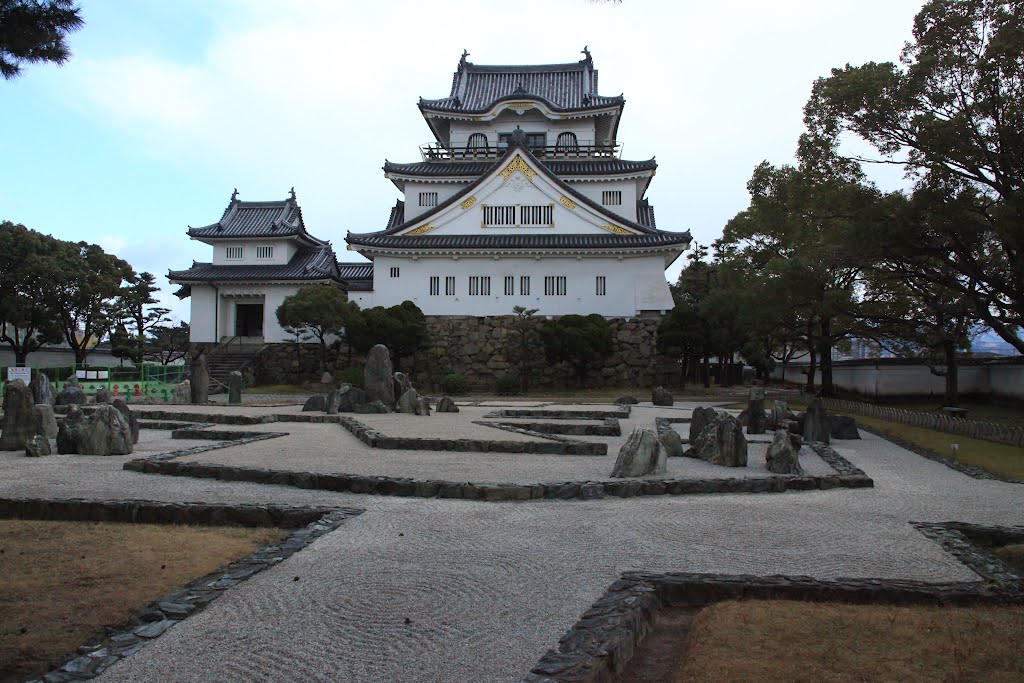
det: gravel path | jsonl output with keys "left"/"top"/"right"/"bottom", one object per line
{"left": 1, "top": 402, "right": 1021, "bottom": 682}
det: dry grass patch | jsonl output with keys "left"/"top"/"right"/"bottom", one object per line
{"left": 675, "top": 599, "right": 1024, "bottom": 683}
{"left": 0, "top": 519, "right": 287, "bottom": 682}
{"left": 993, "top": 543, "right": 1024, "bottom": 574}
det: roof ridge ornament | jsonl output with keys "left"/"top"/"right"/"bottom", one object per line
{"left": 230, "top": 188, "right": 238, "bottom": 201}
{"left": 509, "top": 126, "right": 528, "bottom": 147}
{"left": 459, "top": 49, "right": 470, "bottom": 67}
{"left": 289, "top": 186, "right": 297, "bottom": 201}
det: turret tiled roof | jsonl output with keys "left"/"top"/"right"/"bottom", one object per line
{"left": 383, "top": 158, "right": 657, "bottom": 178}
{"left": 168, "top": 246, "right": 341, "bottom": 284}
{"left": 346, "top": 232, "right": 690, "bottom": 251}
{"left": 187, "top": 190, "right": 326, "bottom": 245}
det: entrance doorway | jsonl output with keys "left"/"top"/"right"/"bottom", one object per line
{"left": 234, "top": 303, "right": 264, "bottom": 338}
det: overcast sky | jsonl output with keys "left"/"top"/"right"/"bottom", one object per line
{"left": 0, "top": 0, "right": 927, "bottom": 322}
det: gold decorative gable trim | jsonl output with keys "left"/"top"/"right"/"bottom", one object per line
{"left": 460, "top": 196, "right": 477, "bottom": 210}
{"left": 505, "top": 101, "right": 535, "bottom": 114}
{"left": 599, "top": 224, "right": 632, "bottom": 235}
{"left": 500, "top": 155, "right": 537, "bottom": 181}
{"left": 405, "top": 224, "right": 436, "bottom": 236}
{"left": 559, "top": 196, "right": 577, "bottom": 210}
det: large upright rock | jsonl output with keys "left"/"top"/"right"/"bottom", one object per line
{"left": 56, "top": 376, "right": 87, "bottom": 406}
{"left": 35, "top": 404, "right": 59, "bottom": 439}
{"left": 302, "top": 395, "right": 327, "bottom": 412}
{"left": 770, "top": 400, "right": 791, "bottom": 430}
{"left": 689, "top": 406, "right": 721, "bottom": 442}
{"left": 687, "top": 415, "right": 747, "bottom": 467}
{"left": 393, "top": 372, "right": 414, "bottom": 402}
{"left": 396, "top": 388, "right": 420, "bottom": 414}
{"left": 336, "top": 387, "right": 367, "bottom": 413}
{"left": 30, "top": 373, "right": 55, "bottom": 406}
{"left": 364, "top": 345, "right": 394, "bottom": 407}
{"left": 659, "top": 429, "right": 684, "bottom": 457}
{"left": 324, "top": 385, "right": 352, "bottom": 415}
{"left": 191, "top": 351, "right": 209, "bottom": 405}
{"left": 435, "top": 396, "right": 459, "bottom": 413}
{"left": 1, "top": 380, "right": 40, "bottom": 450}
{"left": 802, "top": 398, "right": 831, "bottom": 445}
{"left": 112, "top": 398, "right": 140, "bottom": 444}
{"left": 228, "top": 371, "right": 243, "bottom": 405}
{"left": 765, "top": 429, "right": 802, "bottom": 475}
{"left": 746, "top": 386, "right": 767, "bottom": 434}
{"left": 57, "top": 405, "right": 84, "bottom": 454}
{"left": 77, "top": 404, "right": 133, "bottom": 456}
{"left": 651, "top": 386, "right": 674, "bottom": 407}
{"left": 173, "top": 380, "right": 191, "bottom": 405}
{"left": 610, "top": 427, "right": 668, "bottom": 477}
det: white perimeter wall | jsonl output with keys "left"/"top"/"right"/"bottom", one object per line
{"left": 348, "top": 254, "right": 673, "bottom": 317}
{"left": 773, "top": 362, "right": 1024, "bottom": 400}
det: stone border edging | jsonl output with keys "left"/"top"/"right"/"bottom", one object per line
{"left": 1, "top": 497, "right": 362, "bottom": 683}
{"left": 859, "top": 423, "right": 1024, "bottom": 484}
{"left": 524, "top": 566, "right": 1024, "bottom": 683}
{"left": 471, "top": 421, "right": 609, "bottom": 455}
{"left": 484, "top": 407, "right": 631, "bottom": 420}
{"left": 483, "top": 418, "right": 621, "bottom": 437}
{"left": 913, "top": 521, "right": 1024, "bottom": 588}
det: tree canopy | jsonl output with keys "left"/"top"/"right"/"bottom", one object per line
{"left": 349, "top": 300, "right": 429, "bottom": 372}
{"left": 276, "top": 285, "right": 357, "bottom": 373}
{"left": 0, "top": 0, "right": 83, "bottom": 79}
{"left": 0, "top": 221, "right": 63, "bottom": 363}
{"left": 539, "top": 313, "right": 613, "bottom": 385}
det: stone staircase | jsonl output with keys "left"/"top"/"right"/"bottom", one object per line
{"left": 206, "top": 342, "right": 266, "bottom": 391}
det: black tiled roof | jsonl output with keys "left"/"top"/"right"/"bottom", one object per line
{"left": 168, "top": 247, "right": 341, "bottom": 283}
{"left": 419, "top": 53, "right": 623, "bottom": 114}
{"left": 346, "top": 233, "right": 691, "bottom": 250}
{"left": 384, "top": 158, "right": 657, "bottom": 178}
{"left": 386, "top": 200, "right": 405, "bottom": 229}
{"left": 187, "top": 192, "right": 327, "bottom": 244}
{"left": 338, "top": 263, "right": 373, "bottom": 280}
{"left": 637, "top": 198, "right": 656, "bottom": 229}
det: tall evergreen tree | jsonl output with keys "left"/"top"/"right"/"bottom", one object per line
{"left": 0, "top": 0, "right": 83, "bottom": 79}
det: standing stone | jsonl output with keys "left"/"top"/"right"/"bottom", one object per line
{"left": 393, "top": 372, "right": 414, "bottom": 401}
{"left": 77, "top": 404, "right": 133, "bottom": 456}
{"left": 35, "top": 404, "right": 59, "bottom": 439}
{"left": 689, "top": 406, "right": 722, "bottom": 442}
{"left": 610, "top": 427, "right": 668, "bottom": 477}
{"left": 659, "top": 428, "right": 684, "bottom": 457}
{"left": 686, "top": 415, "right": 747, "bottom": 467}
{"left": 57, "top": 405, "right": 84, "bottom": 454}
{"left": 95, "top": 387, "right": 111, "bottom": 404}
{"left": 651, "top": 386, "right": 674, "bottom": 407}
{"left": 173, "top": 380, "right": 191, "bottom": 405}
{"left": 302, "top": 395, "right": 327, "bottom": 412}
{"left": 191, "top": 351, "right": 209, "bottom": 405}
{"left": 56, "top": 377, "right": 87, "bottom": 406}
{"left": 364, "top": 345, "right": 394, "bottom": 407}
{"left": 396, "top": 388, "right": 420, "bottom": 414}
{"left": 746, "top": 386, "right": 767, "bottom": 434}
{"left": 435, "top": 396, "right": 460, "bottom": 413}
{"left": 25, "top": 434, "right": 51, "bottom": 457}
{"left": 0, "top": 380, "right": 40, "bottom": 450}
{"left": 830, "top": 415, "right": 861, "bottom": 440}
{"left": 765, "top": 429, "right": 803, "bottom": 475}
{"left": 324, "top": 387, "right": 342, "bottom": 415}
{"left": 30, "top": 373, "right": 55, "bottom": 406}
{"left": 336, "top": 387, "right": 367, "bottom": 413}
{"left": 771, "top": 400, "right": 791, "bottom": 430}
{"left": 320, "top": 371, "right": 333, "bottom": 385}
{"left": 228, "top": 371, "right": 243, "bottom": 405}
{"left": 112, "top": 398, "right": 140, "bottom": 444}
{"left": 802, "top": 398, "right": 831, "bottom": 445}
{"left": 415, "top": 397, "right": 432, "bottom": 416}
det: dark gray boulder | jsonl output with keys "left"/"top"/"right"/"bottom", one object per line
{"left": 689, "top": 406, "right": 722, "bottom": 442}
{"left": 325, "top": 384, "right": 353, "bottom": 415}
{"left": 610, "top": 427, "right": 667, "bottom": 477}
{"left": 770, "top": 400, "right": 792, "bottom": 429}
{"left": 57, "top": 405, "right": 84, "bottom": 454}
{"left": 56, "top": 377, "right": 87, "bottom": 406}
{"left": 396, "top": 388, "right": 420, "bottom": 414}
{"left": 191, "top": 351, "right": 209, "bottom": 405}
{"left": 302, "top": 395, "right": 327, "bottom": 412}
{"left": 802, "top": 398, "right": 831, "bottom": 445}
{"left": 336, "top": 387, "right": 367, "bottom": 413}
{"left": 35, "top": 404, "right": 59, "bottom": 439}
{"left": 687, "top": 415, "right": 747, "bottom": 467}
{"left": 25, "top": 434, "right": 51, "bottom": 457}
{"left": 659, "top": 428, "right": 684, "bottom": 457}
{"left": 95, "top": 387, "right": 111, "bottom": 404}
{"left": 354, "top": 400, "right": 389, "bottom": 414}
{"left": 765, "top": 429, "right": 803, "bottom": 475}
{"left": 0, "top": 380, "right": 40, "bottom": 450}
{"left": 30, "top": 372, "right": 55, "bottom": 406}
{"left": 830, "top": 415, "right": 861, "bottom": 440}
{"left": 615, "top": 396, "right": 639, "bottom": 405}
{"left": 228, "top": 371, "right": 243, "bottom": 405}
{"left": 77, "top": 404, "right": 133, "bottom": 456}
{"left": 651, "top": 386, "right": 674, "bottom": 407}
{"left": 112, "top": 398, "right": 140, "bottom": 444}
{"left": 173, "top": 380, "right": 191, "bottom": 405}
{"left": 746, "top": 386, "right": 768, "bottom": 434}
{"left": 364, "top": 345, "right": 395, "bottom": 407}
{"left": 416, "top": 397, "right": 432, "bottom": 416}
{"left": 393, "top": 372, "right": 414, "bottom": 403}
{"left": 435, "top": 396, "right": 459, "bottom": 413}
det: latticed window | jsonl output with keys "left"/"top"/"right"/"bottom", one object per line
{"left": 544, "top": 276, "right": 567, "bottom": 296}
{"left": 225, "top": 246, "right": 243, "bottom": 259}
{"left": 429, "top": 276, "right": 440, "bottom": 295}
{"left": 445, "top": 276, "right": 455, "bottom": 295}
{"left": 468, "top": 276, "right": 491, "bottom": 296}
{"left": 596, "top": 276, "right": 607, "bottom": 296}
{"left": 390, "top": 266, "right": 400, "bottom": 278}
{"left": 419, "top": 192, "right": 438, "bottom": 207}
{"left": 602, "top": 190, "right": 622, "bottom": 206}
{"left": 520, "top": 276, "right": 531, "bottom": 296}
{"left": 519, "top": 205, "right": 553, "bottom": 226}
{"left": 467, "top": 133, "right": 489, "bottom": 155}
{"left": 555, "top": 132, "right": 579, "bottom": 153}
{"left": 482, "top": 205, "right": 516, "bottom": 226}
{"left": 255, "top": 246, "right": 273, "bottom": 259}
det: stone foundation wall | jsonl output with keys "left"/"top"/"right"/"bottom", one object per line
{"left": 251, "top": 315, "right": 679, "bottom": 391}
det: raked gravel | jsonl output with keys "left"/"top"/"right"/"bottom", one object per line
{"left": 0, "top": 401, "right": 1020, "bottom": 682}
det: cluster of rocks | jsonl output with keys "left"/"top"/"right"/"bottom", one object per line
{"left": 302, "top": 344, "right": 459, "bottom": 417}
{"left": 1, "top": 376, "right": 138, "bottom": 457}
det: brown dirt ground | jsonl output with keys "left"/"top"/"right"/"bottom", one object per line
{"left": 993, "top": 543, "right": 1024, "bottom": 574}
{"left": 0, "top": 519, "right": 287, "bottom": 682}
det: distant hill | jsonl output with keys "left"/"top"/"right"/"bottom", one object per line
{"left": 973, "top": 330, "right": 1022, "bottom": 357}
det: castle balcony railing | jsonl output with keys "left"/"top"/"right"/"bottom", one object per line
{"left": 419, "top": 141, "right": 622, "bottom": 162}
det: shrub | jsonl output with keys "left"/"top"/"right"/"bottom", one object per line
{"left": 337, "top": 365, "right": 364, "bottom": 389}
{"left": 441, "top": 372, "right": 469, "bottom": 395}
{"left": 495, "top": 373, "right": 521, "bottom": 396}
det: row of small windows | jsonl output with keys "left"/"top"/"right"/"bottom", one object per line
{"left": 425, "top": 275, "right": 606, "bottom": 297}
{"left": 466, "top": 132, "right": 580, "bottom": 151}
{"left": 225, "top": 246, "right": 273, "bottom": 260}
{"left": 482, "top": 204, "right": 553, "bottom": 227}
